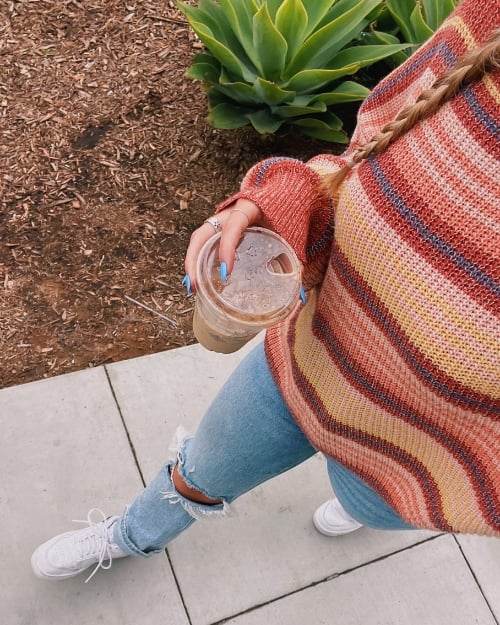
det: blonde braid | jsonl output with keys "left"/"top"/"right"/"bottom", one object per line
{"left": 324, "top": 30, "right": 500, "bottom": 197}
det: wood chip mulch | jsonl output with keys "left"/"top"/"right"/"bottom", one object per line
{"left": 0, "top": 0, "right": 340, "bottom": 389}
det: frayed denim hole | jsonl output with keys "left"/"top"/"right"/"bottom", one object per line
{"left": 163, "top": 424, "right": 233, "bottom": 520}
{"left": 168, "top": 424, "right": 191, "bottom": 462}
{"left": 162, "top": 462, "right": 232, "bottom": 521}
{"left": 175, "top": 444, "right": 217, "bottom": 502}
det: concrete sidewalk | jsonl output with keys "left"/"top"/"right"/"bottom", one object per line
{"left": 1, "top": 337, "right": 499, "bottom": 625}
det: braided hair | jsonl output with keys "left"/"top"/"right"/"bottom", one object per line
{"left": 324, "top": 29, "right": 500, "bottom": 197}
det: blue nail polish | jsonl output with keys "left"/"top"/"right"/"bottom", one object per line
{"left": 300, "top": 286, "right": 307, "bottom": 304}
{"left": 220, "top": 262, "right": 227, "bottom": 282}
{"left": 181, "top": 275, "right": 192, "bottom": 296}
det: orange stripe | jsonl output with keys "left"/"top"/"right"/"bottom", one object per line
{"left": 402, "top": 108, "right": 499, "bottom": 249}
{"left": 320, "top": 275, "right": 499, "bottom": 435}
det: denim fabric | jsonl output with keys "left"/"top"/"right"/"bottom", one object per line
{"left": 326, "top": 459, "right": 414, "bottom": 530}
{"left": 114, "top": 341, "right": 411, "bottom": 557}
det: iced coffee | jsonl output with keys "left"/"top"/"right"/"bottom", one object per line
{"left": 194, "top": 227, "right": 301, "bottom": 353}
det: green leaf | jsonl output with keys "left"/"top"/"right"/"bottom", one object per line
{"left": 292, "top": 116, "right": 348, "bottom": 143}
{"left": 217, "top": 0, "right": 262, "bottom": 76}
{"left": 322, "top": 18, "right": 373, "bottom": 57}
{"left": 365, "top": 28, "right": 402, "bottom": 46}
{"left": 263, "top": 0, "right": 287, "bottom": 20}
{"left": 421, "top": 0, "right": 439, "bottom": 31}
{"left": 185, "top": 20, "right": 256, "bottom": 82}
{"left": 371, "top": 5, "right": 402, "bottom": 35}
{"left": 186, "top": 53, "right": 221, "bottom": 84}
{"left": 178, "top": 2, "right": 259, "bottom": 80}
{"left": 409, "top": 3, "right": 434, "bottom": 44}
{"left": 422, "top": 0, "right": 457, "bottom": 31}
{"left": 285, "top": 65, "right": 361, "bottom": 93}
{"left": 275, "top": 0, "right": 309, "bottom": 62}
{"left": 324, "top": 0, "right": 372, "bottom": 22}
{"left": 218, "top": 0, "right": 255, "bottom": 30}
{"left": 212, "top": 81, "right": 260, "bottom": 106}
{"left": 328, "top": 44, "right": 413, "bottom": 70}
{"left": 385, "top": 0, "right": 457, "bottom": 43}
{"left": 364, "top": 28, "right": 412, "bottom": 64}
{"left": 273, "top": 99, "right": 327, "bottom": 118}
{"left": 385, "top": 0, "right": 417, "bottom": 42}
{"left": 301, "top": 0, "right": 339, "bottom": 37}
{"left": 178, "top": 1, "right": 238, "bottom": 52}
{"left": 252, "top": 3, "right": 288, "bottom": 80}
{"left": 286, "top": 0, "right": 381, "bottom": 75}
{"left": 207, "top": 102, "right": 251, "bottom": 129}
{"left": 253, "top": 77, "right": 296, "bottom": 105}
{"left": 246, "top": 109, "right": 286, "bottom": 134}
{"left": 314, "top": 81, "right": 371, "bottom": 105}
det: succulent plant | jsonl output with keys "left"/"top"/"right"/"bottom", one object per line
{"left": 385, "top": 0, "right": 459, "bottom": 46}
{"left": 362, "top": 0, "right": 459, "bottom": 68}
{"left": 177, "top": 0, "right": 410, "bottom": 142}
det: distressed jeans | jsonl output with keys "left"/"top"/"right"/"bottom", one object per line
{"left": 114, "top": 342, "right": 412, "bottom": 557}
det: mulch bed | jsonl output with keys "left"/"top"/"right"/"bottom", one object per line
{"left": 0, "top": 0, "right": 341, "bottom": 389}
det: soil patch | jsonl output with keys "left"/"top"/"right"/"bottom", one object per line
{"left": 0, "top": 0, "right": 345, "bottom": 388}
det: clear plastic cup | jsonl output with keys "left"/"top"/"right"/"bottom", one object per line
{"left": 193, "top": 227, "right": 302, "bottom": 353}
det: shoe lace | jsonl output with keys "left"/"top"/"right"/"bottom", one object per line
{"left": 72, "top": 508, "right": 116, "bottom": 583}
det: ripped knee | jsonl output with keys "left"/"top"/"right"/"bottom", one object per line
{"left": 162, "top": 425, "right": 232, "bottom": 521}
{"left": 172, "top": 463, "right": 223, "bottom": 506}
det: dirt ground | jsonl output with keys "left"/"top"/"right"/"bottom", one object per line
{"left": 0, "top": 0, "right": 345, "bottom": 389}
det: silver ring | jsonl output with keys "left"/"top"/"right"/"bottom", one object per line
{"left": 204, "top": 216, "right": 222, "bottom": 233}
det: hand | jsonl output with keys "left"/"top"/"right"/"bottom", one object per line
{"left": 184, "top": 199, "right": 264, "bottom": 292}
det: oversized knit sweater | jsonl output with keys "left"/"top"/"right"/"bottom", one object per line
{"left": 217, "top": 0, "right": 499, "bottom": 537}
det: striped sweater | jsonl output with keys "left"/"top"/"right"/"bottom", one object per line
{"left": 217, "top": 0, "right": 499, "bottom": 536}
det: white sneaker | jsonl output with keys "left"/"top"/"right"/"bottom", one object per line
{"left": 313, "top": 498, "right": 363, "bottom": 536}
{"left": 31, "top": 508, "right": 128, "bottom": 582}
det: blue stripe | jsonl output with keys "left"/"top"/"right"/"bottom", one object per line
{"left": 332, "top": 250, "right": 499, "bottom": 414}
{"left": 370, "top": 158, "right": 500, "bottom": 296}
{"left": 289, "top": 346, "right": 450, "bottom": 529}
{"left": 306, "top": 208, "right": 335, "bottom": 260}
{"left": 310, "top": 311, "right": 499, "bottom": 527}
{"left": 463, "top": 85, "right": 500, "bottom": 137}
{"left": 363, "top": 42, "right": 457, "bottom": 104}
{"left": 255, "top": 157, "right": 301, "bottom": 186}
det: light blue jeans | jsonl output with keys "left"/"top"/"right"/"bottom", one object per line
{"left": 114, "top": 342, "right": 412, "bottom": 557}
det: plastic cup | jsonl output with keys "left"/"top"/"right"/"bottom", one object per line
{"left": 193, "top": 227, "right": 302, "bottom": 353}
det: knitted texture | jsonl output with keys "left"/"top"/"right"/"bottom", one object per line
{"left": 218, "top": 0, "right": 500, "bottom": 536}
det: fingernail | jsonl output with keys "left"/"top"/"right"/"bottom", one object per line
{"left": 300, "top": 286, "right": 307, "bottom": 304}
{"left": 220, "top": 262, "right": 227, "bottom": 282}
{"left": 181, "top": 275, "right": 192, "bottom": 296}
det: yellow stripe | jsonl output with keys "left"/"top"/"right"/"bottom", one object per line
{"left": 445, "top": 16, "right": 477, "bottom": 50}
{"left": 292, "top": 298, "right": 491, "bottom": 529}
{"left": 336, "top": 184, "right": 499, "bottom": 394}
{"left": 339, "top": 183, "right": 496, "bottom": 348}
{"left": 339, "top": 221, "right": 498, "bottom": 388}
{"left": 484, "top": 73, "right": 500, "bottom": 102}
{"left": 308, "top": 159, "right": 342, "bottom": 177}
{"left": 447, "top": 15, "right": 500, "bottom": 101}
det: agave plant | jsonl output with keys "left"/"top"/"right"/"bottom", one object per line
{"left": 177, "top": 0, "right": 410, "bottom": 142}
{"left": 363, "top": 0, "right": 459, "bottom": 66}
{"left": 385, "top": 0, "right": 459, "bottom": 46}
{"left": 357, "top": 0, "right": 460, "bottom": 88}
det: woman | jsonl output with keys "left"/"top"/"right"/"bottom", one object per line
{"left": 31, "top": 0, "right": 499, "bottom": 583}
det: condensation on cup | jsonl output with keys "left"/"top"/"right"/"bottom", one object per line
{"left": 193, "top": 227, "right": 302, "bottom": 353}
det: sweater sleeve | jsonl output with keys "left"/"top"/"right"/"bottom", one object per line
{"left": 216, "top": 153, "right": 347, "bottom": 288}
